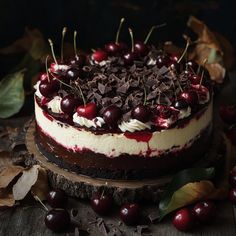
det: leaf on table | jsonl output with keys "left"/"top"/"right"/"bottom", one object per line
{"left": 13, "top": 165, "right": 48, "bottom": 201}
{"left": 0, "top": 189, "right": 15, "bottom": 208}
{"left": 0, "top": 28, "right": 47, "bottom": 60}
{"left": 31, "top": 166, "right": 49, "bottom": 200}
{"left": 0, "top": 70, "right": 25, "bottom": 119}
{"left": 158, "top": 167, "right": 215, "bottom": 220}
{"left": 0, "top": 152, "right": 12, "bottom": 170}
{"left": 0, "top": 165, "right": 24, "bottom": 189}
{"left": 187, "top": 15, "right": 226, "bottom": 83}
{"left": 159, "top": 180, "right": 227, "bottom": 220}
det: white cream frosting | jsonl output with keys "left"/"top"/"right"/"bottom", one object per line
{"left": 73, "top": 113, "right": 105, "bottom": 128}
{"left": 119, "top": 119, "right": 151, "bottom": 133}
{"left": 35, "top": 98, "right": 213, "bottom": 158}
{"left": 47, "top": 96, "right": 63, "bottom": 114}
{"left": 52, "top": 64, "right": 70, "bottom": 73}
{"left": 34, "top": 81, "right": 43, "bottom": 99}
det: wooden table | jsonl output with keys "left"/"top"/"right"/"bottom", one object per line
{"left": 1, "top": 71, "right": 236, "bottom": 236}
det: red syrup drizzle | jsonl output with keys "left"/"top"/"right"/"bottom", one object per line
{"left": 43, "top": 111, "right": 53, "bottom": 121}
{"left": 124, "top": 131, "right": 153, "bottom": 142}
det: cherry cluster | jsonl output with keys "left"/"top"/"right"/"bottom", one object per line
{"left": 90, "top": 191, "right": 141, "bottom": 225}
{"left": 36, "top": 20, "right": 211, "bottom": 130}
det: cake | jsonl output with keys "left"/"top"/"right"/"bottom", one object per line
{"left": 34, "top": 27, "right": 213, "bottom": 180}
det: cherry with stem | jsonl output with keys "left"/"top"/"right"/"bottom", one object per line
{"left": 74, "top": 30, "right": 78, "bottom": 59}
{"left": 144, "top": 23, "right": 166, "bottom": 44}
{"left": 115, "top": 18, "right": 125, "bottom": 44}
{"left": 48, "top": 39, "right": 58, "bottom": 65}
{"left": 177, "top": 38, "right": 190, "bottom": 64}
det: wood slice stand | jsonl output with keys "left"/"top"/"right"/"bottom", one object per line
{"left": 25, "top": 120, "right": 231, "bottom": 205}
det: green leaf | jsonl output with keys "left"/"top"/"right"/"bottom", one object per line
{"left": 0, "top": 71, "right": 25, "bottom": 118}
{"left": 158, "top": 167, "right": 215, "bottom": 220}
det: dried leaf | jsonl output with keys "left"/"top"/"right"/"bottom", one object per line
{"left": 159, "top": 180, "right": 227, "bottom": 220}
{"left": 205, "top": 62, "right": 226, "bottom": 84}
{"left": 12, "top": 165, "right": 47, "bottom": 200}
{"left": 31, "top": 167, "right": 49, "bottom": 200}
{"left": 0, "top": 189, "right": 15, "bottom": 207}
{"left": 0, "top": 165, "right": 24, "bottom": 189}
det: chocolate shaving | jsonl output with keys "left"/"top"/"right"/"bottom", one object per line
{"left": 148, "top": 211, "right": 160, "bottom": 223}
{"left": 136, "top": 225, "right": 150, "bottom": 235}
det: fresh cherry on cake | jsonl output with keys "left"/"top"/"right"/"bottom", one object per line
{"left": 172, "top": 208, "right": 195, "bottom": 231}
{"left": 174, "top": 99, "right": 189, "bottom": 110}
{"left": 92, "top": 50, "right": 108, "bottom": 62}
{"left": 46, "top": 189, "right": 68, "bottom": 208}
{"left": 90, "top": 192, "right": 113, "bottom": 215}
{"left": 39, "top": 79, "right": 60, "bottom": 98}
{"left": 132, "top": 105, "right": 151, "bottom": 123}
{"left": 117, "top": 42, "right": 128, "bottom": 53}
{"left": 66, "top": 68, "right": 82, "bottom": 80}
{"left": 155, "top": 105, "right": 172, "bottom": 119}
{"left": 70, "top": 54, "right": 87, "bottom": 67}
{"left": 105, "top": 42, "right": 120, "bottom": 55}
{"left": 186, "top": 60, "right": 199, "bottom": 72}
{"left": 192, "top": 201, "right": 216, "bottom": 223}
{"left": 120, "top": 203, "right": 140, "bottom": 225}
{"left": 219, "top": 105, "right": 236, "bottom": 125}
{"left": 229, "top": 188, "right": 236, "bottom": 205}
{"left": 61, "top": 95, "right": 82, "bottom": 115}
{"left": 45, "top": 208, "right": 71, "bottom": 232}
{"left": 77, "top": 102, "right": 97, "bottom": 119}
{"left": 103, "top": 105, "right": 122, "bottom": 129}
{"left": 134, "top": 41, "right": 148, "bottom": 56}
{"left": 38, "top": 72, "right": 49, "bottom": 82}
{"left": 180, "top": 90, "right": 198, "bottom": 107}
{"left": 229, "top": 170, "right": 236, "bottom": 187}
{"left": 123, "top": 51, "right": 138, "bottom": 65}
{"left": 189, "top": 74, "right": 201, "bottom": 85}
{"left": 156, "top": 54, "right": 171, "bottom": 68}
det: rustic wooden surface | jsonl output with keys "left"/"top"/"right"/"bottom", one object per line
{"left": 0, "top": 71, "right": 236, "bottom": 235}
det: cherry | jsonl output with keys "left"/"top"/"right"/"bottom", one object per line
{"left": 189, "top": 74, "right": 201, "bottom": 85}
{"left": 90, "top": 192, "right": 113, "bottom": 215}
{"left": 46, "top": 189, "right": 68, "bottom": 208}
{"left": 92, "top": 50, "right": 108, "bottom": 62}
{"left": 172, "top": 208, "right": 195, "bottom": 231}
{"left": 229, "top": 188, "right": 236, "bottom": 205}
{"left": 120, "top": 203, "right": 140, "bottom": 225}
{"left": 193, "top": 201, "right": 216, "bottom": 223}
{"left": 105, "top": 42, "right": 120, "bottom": 55}
{"left": 38, "top": 73, "right": 49, "bottom": 82}
{"left": 186, "top": 60, "right": 199, "bottom": 72}
{"left": 219, "top": 105, "right": 236, "bottom": 125}
{"left": 191, "top": 84, "right": 209, "bottom": 104}
{"left": 123, "top": 51, "right": 138, "bottom": 65}
{"left": 39, "top": 79, "right": 60, "bottom": 98}
{"left": 229, "top": 171, "right": 236, "bottom": 187}
{"left": 117, "top": 42, "right": 128, "bottom": 53}
{"left": 77, "top": 103, "right": 97, "bottom": 119}
{"left": 66, "top": 68, "right": 82, "bottom": 80}
{"left": 180, "top": 90, "right": 198, "bottom": 107}
{"left": 174, "top": 99, "right": 189, "bottom": 110}
{"left": 45, "top": 208, "right": 70, "bottom": 232}
{"left": 134, "top": 41, "right": 148, "bottom": 56}
{"left": 156, "top": 54, "right": 171, "bottom": 68}
{"left": 50, "top": 62, "right": 70, "bottom": 75}
{"left": 61, "top": 95, "right": 82, "bottom": 115}
{"left": 132, "top": 105, "right": 151, "bottom": 122}
{"left": 103, "top": 105, "right": 122, "bottom": 129}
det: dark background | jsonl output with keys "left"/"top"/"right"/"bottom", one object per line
{"left": 1, "top": 0, "right": 236, "bottom": 50}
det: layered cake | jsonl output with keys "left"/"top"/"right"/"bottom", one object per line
{"left": 34, "top": 28, "right": 213, "bottom": 180}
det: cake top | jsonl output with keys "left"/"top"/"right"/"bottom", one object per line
{"left": 35, "top": 20, "right": 212, "bottom": 133}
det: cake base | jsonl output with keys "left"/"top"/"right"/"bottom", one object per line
{"left": 25, "top": 120, "right": 229, "bottom": 205}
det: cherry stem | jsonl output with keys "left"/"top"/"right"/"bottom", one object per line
{"left": 144, "top": 23, "right": 166, "bottom": 44}
{"left": 143, "top": 86, "right": 147, "bottom": 106}
{"left": 128, "top": 28, "right": 134, "bottom": 52}
{"left": 48, "top": 39, "right": 58, "bottom": 65}
{"left": 33, "top": 194, "right": 48, "bottom": 212}
{"left": 100, "top": 182, "right": 108, "bottom": 199}
{"left": 75, "top": 81, "right": 86, "bottom": 106}
{"left": 61, "top": 27, "right": 67, "bottom": 62}
{"left": 200, "top": 58, "right": 208, "bottom": 86}
{"left": 45, "top": 55, "right": 50, "bottom": 82}
{"left": 177, "top": 38, "right": 190, "bottom": 64}
{"left": 74, "top": 30, "right": 78, "bottom": 59}
{"left": 115, "top": 18, "right": 125, "bottom": 44}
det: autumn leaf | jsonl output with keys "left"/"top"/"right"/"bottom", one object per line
{"left": 0, "top": 70, "right": 25, "bottom": 118}
{"left": 0, "top": 189, "right": 15, "bottom": 208}
{"left": 0, "top": 165, "right": 24, "bottom": 189}
{"left": 13, "top": 165, "right": 49, "bottom": 201}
